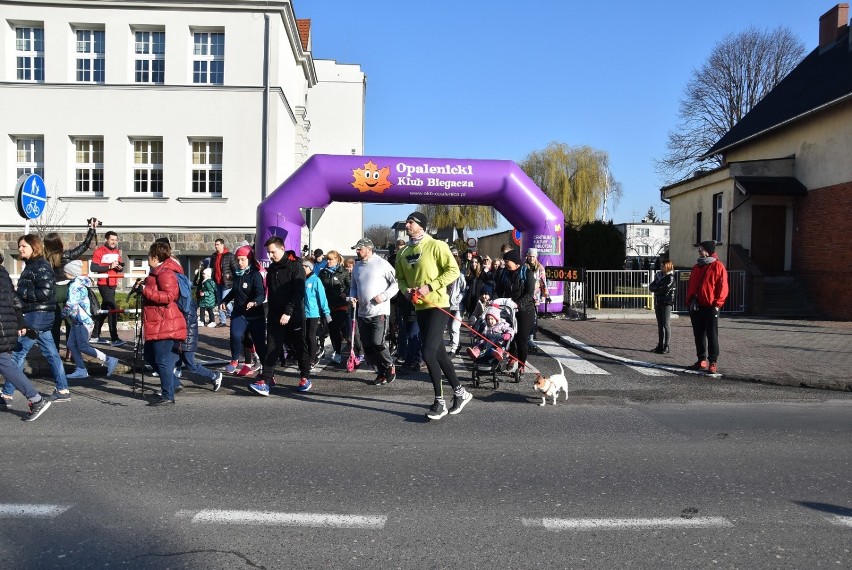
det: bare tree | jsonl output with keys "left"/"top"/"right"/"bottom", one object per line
{"left": 31, "top": 185, "right": 69, "bottom": 239}
{"left": 363, "top": 224, "right": 394, "bottom": 249}
{"left": 520, "top": 142, "right": 622, "bottom": 226}
{"left": 656, "top": 26, "right": 805, "bottom": 184}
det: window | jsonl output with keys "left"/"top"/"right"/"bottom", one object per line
{"left": 712, "top": 192, "right": 723, "bottom": 243}
{"left": 76, "top": 29, "right": 105, "bottom": 83}
{"left": 637, "top": 227, "right": 650, "bottom": 237}
{"left": 16, "top": 138, "right": 44, "bottom": 179}
{"left": 695, "top": 212, "right": 702, "bottom": 245}
{"left": 637, "top": 245, "right": 650, "bottom": 255}
{"left": 16, "top": 26, "right": 44, "bottom": 82}
{"left": 134, "top": 30, "right": 165, "bottom": 83}
{"left": 192, "top": 32, "right": 224, "bottom": 84}
{"left": 191, "top": 140, "right": 222, "bottom": 194}
{"left": 133, "top": 140, "right": 163, "bottom": 194}
{"left": 75, "top": 139, "right": 104, "bottom": 193}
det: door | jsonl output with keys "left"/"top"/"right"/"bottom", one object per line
{"left": 751, "top": 205, "right": 786, "bottom": 273}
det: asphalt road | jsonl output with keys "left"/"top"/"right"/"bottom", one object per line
{"left": 1, "top": 344, "right": 850, "bottom": 569}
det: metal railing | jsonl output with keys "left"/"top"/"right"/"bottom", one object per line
{"left": 582, "top": 269, "right": 747, "bottom": 314}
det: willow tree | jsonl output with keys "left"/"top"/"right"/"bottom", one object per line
{"left": 417, "top": 204, "right": 498, "bottom": 242}
{"left": 520, "top": 142, "right": 621, "bottom": 226}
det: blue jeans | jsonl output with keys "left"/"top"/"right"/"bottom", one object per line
{"left": 2, "top": 311, "right": 68, "bottom": 396}
{"left": 0, "top": 351, "right": 39, "bottom": 401}
{"left": 216, "top": 284, "right": 232, "bottom": 324}
{"left": 228, "top": 314, "right": 266, "bottom": 362}
{"left": 146, "top": 339, "right": 179, "bottom": 400}
{"left": 67, "top": 323, "right": 102, "bottom": 369}
{"left": 175, "top": 350, "right": 216, "bottom": 384}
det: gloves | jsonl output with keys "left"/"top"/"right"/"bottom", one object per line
{"left": 325, "top": 314, "right": 333, "bottom": 323}
{"left": 501, "top": 333, "right": 511, "bottom": 341}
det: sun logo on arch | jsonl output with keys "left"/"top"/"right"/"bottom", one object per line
{"left": 351, "top": 160, "right": 393, "bottom": 193}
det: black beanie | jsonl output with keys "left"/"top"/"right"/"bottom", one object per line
{"left": 503, "top": 249, "right": 522, "bottom": 265}
{"left": 700, "top": 240, "right": 716, "bottom": 254}
{"left": 406, "top": 211, "right": 428, "bottom": 229}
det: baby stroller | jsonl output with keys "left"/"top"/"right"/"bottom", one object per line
{"left": 469, "top": 298, "right": 518, "bottom": 389}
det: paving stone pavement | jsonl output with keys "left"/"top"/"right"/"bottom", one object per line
{"left": 536, "top": 311, "right": 852, "bottom": 391}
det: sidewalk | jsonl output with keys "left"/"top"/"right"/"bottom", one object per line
{"left": 536, "top": 310, "right": 852, "bottom": 392}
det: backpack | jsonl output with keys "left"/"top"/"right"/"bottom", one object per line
{"left": 85, "top": 286, "right": 100, "bottom": 318}
{"left": 175, "top": 271, "right": 194, "bottom": 318}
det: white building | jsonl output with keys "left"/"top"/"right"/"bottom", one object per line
{"left": 615, "top": 220, "right": 670, "bottom": 267}
{"left": 0, "top": 0, "right": 364, "bottom": 273}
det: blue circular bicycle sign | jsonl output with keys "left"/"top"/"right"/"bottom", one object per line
{"left": 15, "top": 174, "right": 47, "bottom": 220}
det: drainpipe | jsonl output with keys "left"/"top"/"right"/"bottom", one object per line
{"left": 261, "top": 14, "right": 270, "bottom": 200}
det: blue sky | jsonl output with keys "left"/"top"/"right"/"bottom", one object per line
{"left": 302, "top": 0, "right": 821, "bottom": 236}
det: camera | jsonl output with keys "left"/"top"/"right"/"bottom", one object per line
{"left": 87, "top": 217, "right": 103, "bottom": 227}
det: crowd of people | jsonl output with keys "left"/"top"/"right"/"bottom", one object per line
{"left": 0, "top": 212, "right": 554, "bottom": 421}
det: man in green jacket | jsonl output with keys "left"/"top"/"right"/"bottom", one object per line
{"left": 395, "top": 211, "right": 472, "bottom": 420}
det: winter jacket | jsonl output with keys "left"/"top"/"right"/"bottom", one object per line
{"left": 447, "top": 273, "right": 467, "bottom": 312}
{"left": 304, "top": 273, "right": 331, "bottom": 319}
{"left": 319, "top": 264, "right": 350, "bottom": 312}
{"left": 686, "top": 255, "right": 729, "bottom": 310}
{"left": 141, "top": 257, "right": 187, "bottom": 341}
{"left": 648, "top": 271, "right": 677, "bottom": 306}
{"left": 198, "top": 278, "right": 217, "bottom": 309}
{"left": 212, "top": 249, "right": 238, "bottom": 288}
{"left": 0, "top": 261, "right": 25, "bottom": 353}
{"left": 91, "top": 243, "right": 123, "bottom": 287}
{"left": 501, "top": 265, "right": 537, "bottom": 313}
{"left": 17, "top": 256, "right": 57, "bottom": 314}
{"left": 222, "top": 268, "right": 265, "bottom": 320}
{"left": 265, "top": 257, "right": 305, "bottom": 323}
{"left": 62, "top": 276, "right": 95, "bottom": 328}
{"left": 178, "top": 296, "right": 200, "bottom": 353}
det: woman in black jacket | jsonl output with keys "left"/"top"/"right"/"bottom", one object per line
{"left": 500, "top": 249, "right": 537, "bottom": 376}
{"left": 648, "top": 259, "right": 677, "bottom": 353}
{"left": 0, "top": 235, "right": 70, "bottom": 403}
{"left": 0, "top": 255, "right": 52, "bottom": 420}
{"left": 318, "top": 250, "right": 350, "bottom": 364}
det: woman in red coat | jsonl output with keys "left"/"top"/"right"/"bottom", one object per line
{"left": 142, "top": 241, "right": 187, "bottom": 406}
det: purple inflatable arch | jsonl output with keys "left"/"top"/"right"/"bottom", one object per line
{"left": 256, "top": 154, "right": 566, "bottom": 311}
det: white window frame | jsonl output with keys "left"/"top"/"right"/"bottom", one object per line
{"left": 190, "top": 139, "right": 223, "bottom": 195}
{"left": 74, "top": 138, "right": 104, "bottom": 194}
{"left": 637, "top": 227, "right": 650, "bottom": 237}
{"left": 16, "top": 137, "right": 44, "bottom": 180}
{"left": 16, "top": 26, "right": 44, "bottom": 82}
{"left": 133, "top": 29, "right": 165, "bottom": 84}
{"left": 191, "top": 30, "right": 224, "bottom": 85}
{"left": 132, "top": 139, "right": 163, "bottom": 195}
{"left": 75, "top": 28, "right": 105, "bottom": 83}
{"left": 712, "top": 192, "right": 724, "bottom": 243}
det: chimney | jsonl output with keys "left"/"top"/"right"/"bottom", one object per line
{"left": 819, "top": 3, "right": 849, "bottom": 50}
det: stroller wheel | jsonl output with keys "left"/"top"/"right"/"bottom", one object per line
{"left": 512, "top": 369, "right": 521, "bottom": 383}
{"left": 472, "top": 370, "right": 480, "bottom": 389}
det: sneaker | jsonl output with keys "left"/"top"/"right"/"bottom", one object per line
{"left": 49, "top": 390, "right": 71, "bottom": 403}
{"left": 92, "top": 337, "right": 109, "bottom": 345}
{"left": 1, "top": 397, "right": 11, "bottom": 411}
{"left": 105, "top": 356, "right": 119, "bottom": 378}
{"left": 426, "top": 400, "right": 448, "bottom": 421}
{"left": 250, "top": 355, "right": 262, "bottom": 371}
{"left": 449, "top": 391, "right": 473, "bottom": 415}
{"left": 24, "top": 397, "right": 51, "bottom": 421}
{"left": 310, "top": 359, "right": 320, "bottom": 371}
{"left": 355, "top": 354, "right": 365, "bottom": 366}
{"left": 174, "top": 367, "right": 183, "bottom": 379}
{"left": 707, "top": 362, "right": 719, "bottom": 375}
{"left": 332, "top": 352, "right": 342, "bottom": 365}
{"left": 67, "top": 367, "right": 89, "bottom": 379}
{"left": 385, "top": 365, "right": 396, "bottom": 384}
{"left": 236, "top": 364, "right": 253, "bottom": 377}
{"left": 466, "top": 346, "right": 481, "bottom": 360}
{"left": 373, "top": 373, "right": 387, "bottom": 386}
{"left": 206, "top": 322, "right": 217, "bottom": 328}
{"left": 147, "top": 397, "right": 175, "bottom": 407}
{"left": 212, "top": 371, "right": 223, "bottom": 392}
{"left": 225, "top": 360, "right": 238, "bottom": 374}
{"left": 689, "top": 360, "right": 709, "bottom": 371}
{"left": 297, "top": 378, "right": 312, "bottom": 392}
{"left": 249, "top": 380, "right": 270, "bottom": 396}
{"left": 111, "top": 339, "right": 126, "bottom": 347}
{"left": 216, "top": 322, "right": 228, "bottom": 328}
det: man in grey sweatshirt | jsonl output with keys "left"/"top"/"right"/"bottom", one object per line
{"left": 349, "top": 238, "right": 399, "bottom": 385}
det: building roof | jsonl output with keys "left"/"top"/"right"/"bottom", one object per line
{"left": 734, "top": 176, "right": 807, "bottom": 196}
{"left": 704, "top": 28, "right": 852, "bottom": 157}
{"left": 296, "top": 18, "right": 310, "bottom": 51}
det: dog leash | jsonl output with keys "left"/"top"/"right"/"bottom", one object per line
{"left": 410, "top": 289, "right": 540, "bottom": 375}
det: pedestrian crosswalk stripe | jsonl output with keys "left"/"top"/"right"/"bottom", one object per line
{"left": 0, "top": 504, "right": 70, "bottom": 518}
{"left": 521, "top": 516, "right": 733, "bottom": 531}
{"left": 627, "top": 365, "right": 674, "bottom": 376}
{"left": 827, "top": 514, "right": 852, "bottom": 527}
{"left": 186, "top": 509, "right": 387, "bottom": 529}
{"left": 537, "top": 340, "right": 609, "bottom": 375}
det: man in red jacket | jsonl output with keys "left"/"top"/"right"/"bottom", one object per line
{"left": 90, "top": 230, "right": 125, "bottom": 346}
{"left": 685, "top": 240, "right": 729, "bottom": 375}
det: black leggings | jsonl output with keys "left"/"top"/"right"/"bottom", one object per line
{"left": 416, "top": 308, "right": 460, "bottom": 398}
{"left": 510, "top": 308, "right": 535, "bottom": 369}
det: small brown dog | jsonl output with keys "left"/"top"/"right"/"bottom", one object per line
{"left": 533, "top": 361, "right": 568, "bottom": 406}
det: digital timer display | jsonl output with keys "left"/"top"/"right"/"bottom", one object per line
{"left": 544, "top": 266, "right": 583, "bottom": 282}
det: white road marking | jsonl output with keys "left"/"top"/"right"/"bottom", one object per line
{"left": 537, "top": 340, "right": 609, "bottom": 374}
{"left": 521, "top": 516, "right": 733, "bottom": 531}
{"left": 627, "top": 365, "right": 674, "bottom": 376}
{"left": 558, "top": 334, "right": 705, "bottom": 376}
{"left": 827, "top": 514, "right": 852, "bottom": 527}
{"left": 0, "top": 504, "right": 70, "bottom": 518}
{"left": 188, "top": 509, "right": 387, "bottom": 529}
